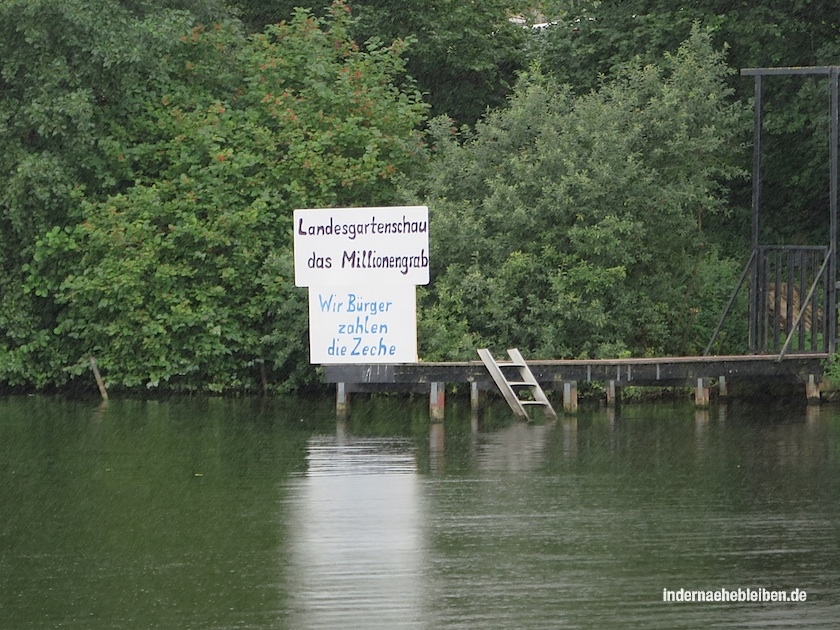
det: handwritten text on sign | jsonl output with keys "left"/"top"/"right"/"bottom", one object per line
{"left": 294, "top": 206, "right": 429, "bottom": 286}
{"left": 308, "top": 285, "right": 417, "bottom": 364}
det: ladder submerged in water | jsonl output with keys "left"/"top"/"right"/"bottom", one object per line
{"left": 477, "top": 348, "right": 557, "bottom": 420}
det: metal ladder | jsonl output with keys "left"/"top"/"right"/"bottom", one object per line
{"left": 478, "top": 348, "right": 557, "bottom": 420}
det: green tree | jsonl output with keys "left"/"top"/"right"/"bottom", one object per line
{"left": 120, "top": 0, "right": 231, "bottom": 20}
{"left": 533, "top": 0, "right": 840, "bottom": 248}
{"left": 351, "top": 0, "right": 528, "bottom": 125}
{"left": 22, "top": 3, "right": 427, "bottom": 391}
{"left": 411, "top": 28, "right": 748, "bottom": 359}
{"left": 536, "top": 0, "right": 839, "bottom": 91}
{"left": 0, "top": 0, "right": 205, "bottom": 386}
{"left": 228, "top": 0, "right": 530, "bottom": 126}
{"left": 226, "top": 0, "right": 330, "bottom": 31}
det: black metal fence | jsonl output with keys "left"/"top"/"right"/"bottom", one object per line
{"left": 706, "top": 246, "right": 831, "bottom": 356}
{"left": 751, "top": 246, "right": 829, "bottom": 354}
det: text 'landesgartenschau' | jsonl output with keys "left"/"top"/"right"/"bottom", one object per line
{"left": 296, "top": 214, "right": 428, "bottom": 240}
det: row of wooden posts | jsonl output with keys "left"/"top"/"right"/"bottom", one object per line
{"left": 87, "top": 354, "right": 823, "bottom": 412}
{"left": 335, "top": 374, "right": 823, "bottom": 420}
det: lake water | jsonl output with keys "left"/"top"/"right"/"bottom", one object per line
{"left": 1, "top": 394, "right": 839, "bottom": 628}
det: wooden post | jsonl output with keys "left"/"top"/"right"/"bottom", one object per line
{"left": 90, "top": 356, "right": 108, "bottom": 401}
{"left": 718, "top": 375, "right": 728, "bottom": 398}
{"left": 430, "top": 382, "right": 445, "bottom": 421}
{"left": 563, "top": 381, "right": 578, "bottom": 414}
{"left": 806, "top": 374, "right": 820, "bottom": 405}
{"left": 336, "top": 382, "right": 349, "bottom": 417}
{"left": 470, "top": 381, "right": 487, "bottom": 422}
{"left": 694, "top": 377, "right": 710, "bottom": 408}
{"left": 470, "top": 381, "right": 484, "bottom": 415}
{"left": 606, "top": 380, "right": 621, "bottom": 408}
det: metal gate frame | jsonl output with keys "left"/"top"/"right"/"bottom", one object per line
{"left": 706, "top": 66, "right": 840, "bottom": 357}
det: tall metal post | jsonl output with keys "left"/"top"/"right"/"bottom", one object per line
{"left": 749, "top": 74, "right": 763, "bottom": 352}
{"left": 829, "top": 68, "right": 838, "bottom": 354}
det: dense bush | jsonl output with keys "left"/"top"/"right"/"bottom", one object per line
{"left": 411, "top": 29, "right": 749, "bottom": 359}
{"left": 3, "top": 1, "right": 426, "bottom": 391}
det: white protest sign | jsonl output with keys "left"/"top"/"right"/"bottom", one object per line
{"left": 308, "top": 284, "right": 417, "bottom": 364}
{"left": 294, "top": 206, "right": 429, "bottom": 286}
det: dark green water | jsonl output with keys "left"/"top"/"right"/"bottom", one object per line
{"left": 1, "top": 395, "right": 838, "bottom": 628}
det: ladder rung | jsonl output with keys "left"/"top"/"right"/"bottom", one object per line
{"left": 497, "top": 361, "right": 526, "bottom": 368}
{"left": 520, "top": 400, "right": 547, "bottom": 406}
{"left": 508, "top": 381, "right": 537, "bottom": 387}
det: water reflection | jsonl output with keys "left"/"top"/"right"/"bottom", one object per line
{"left": 429, "top": 422, "right": 445, "bottom": 475}
{"left": 285, "top": 434, "right": 426, "bottom": 629}
{"left": 475, "top": 421, "right": 556, "bottom": 472}
{"left": 2, "top": 396, "right": 840, "bottom": 628}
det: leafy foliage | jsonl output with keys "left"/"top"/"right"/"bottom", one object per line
{"left": 2, "top": 0, "right": 827, "bottom": 392}
{"left": 534, "top": 0, "right": 840, "bottom": 248}
{"left": 229, "top": 0, "right": 529, "bottom": 126}
{"left": 0, "top": 0, "right": 202, "bottom": 386}
{"left": 411, "top": 29, "right": 748, "bottom": 359}
{"left": 10, "top": 2, "right": 426, "bottom": 391}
